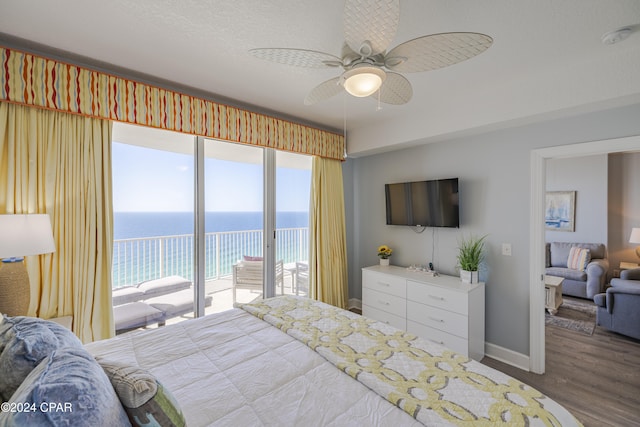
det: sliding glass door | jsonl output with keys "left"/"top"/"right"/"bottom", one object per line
{"left": 276, "top": 151, "right": 312, "bottom": 297}
{"left": 202, "top": 138, "right": 264, "bottom": 310}
{"left": 111, "top": 123, "right": 312, "bottom": 333}
{"left": 111, "top": 125, "right": 195, "bottom": 332}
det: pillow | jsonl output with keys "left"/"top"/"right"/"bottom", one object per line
{"left": 97, "top": 359, "right": 186, "bottom": 427}
{"left": 243, "top": 255, "right": 263, "bottom": 261}
{"left": 0, "top": 347, "right": 131, "bottom": 427}
{"left": 567, "top": 247, "right": 591, "bottom": 271}
{"left": 0, "top": 316, "right": 82, "bottom": 401}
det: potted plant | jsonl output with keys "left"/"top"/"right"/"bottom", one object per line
{"left": 377, "top": 245, "right": 393, "bottom": 266}
{"left": 456, "top": 235, "right": 486, "bottom": 283}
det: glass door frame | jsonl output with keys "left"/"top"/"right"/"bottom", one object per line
{"left": 193, "top": 137, "right": 278, "bottom": 316}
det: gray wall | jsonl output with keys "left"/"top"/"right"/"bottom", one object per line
{"left": 608, "top": 152, "right": 640, "bottom": 274}
{"left": 545, "top": 155, "right": 608, "bottom": 244}
{"left": 345, "top": 103, "right": 640, "bottom": 356}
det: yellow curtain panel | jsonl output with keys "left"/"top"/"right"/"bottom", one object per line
{"left": 0, "top": 102, "right": 115, "bottom": 343}
{"left": 309, "top": 157, "right": 349, "bottom": 309}
{"left": 0, "top": 46, "right": 344, "bottom": 160}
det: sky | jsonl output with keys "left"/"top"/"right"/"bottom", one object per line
{"left": 112, "top": 142, "right": 311, "bottom": 212}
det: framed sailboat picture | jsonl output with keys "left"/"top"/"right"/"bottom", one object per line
{"left": 545, "top": 191, "right": 576, "bottom": 232}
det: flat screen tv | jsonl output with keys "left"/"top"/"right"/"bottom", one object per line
{"left": 385, "top": 178, "right": 459, "bottom": 228}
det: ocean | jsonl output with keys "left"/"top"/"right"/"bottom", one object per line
{"left": 114, "top": 211, "right": 309, "bottom": 239}
{"left": 112, "top": 211, "right": 309, "bottom": 287}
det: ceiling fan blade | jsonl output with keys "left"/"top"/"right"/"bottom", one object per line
{"left": 249, "top": 48, "right": 342, "bottom": 68}
{"left": 344, "top": 0, "right": 399, "bottom": 56}
{"left": 385, "top": 32, "right": 493, "bottom": 73}
{"left": 371, "top": 72, "right": 412, "bottom": 105}
{"left": 304, "top": 77, "right": 343, "bottom": 105}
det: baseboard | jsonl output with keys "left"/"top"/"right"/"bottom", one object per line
{"left": 484, "top": 342, "right": 530, "bottom": 372}
{"left": 348, "top": 298, "right": 362, "bottom": 311}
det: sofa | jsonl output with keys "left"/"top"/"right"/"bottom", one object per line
{"left": 0, "top": 315, "right": 185, "bottom": 426}
{"left": 545, "top": 242, "right": 609, "bottom": 299}
{"left": 594, "top": 268, "right": 640, "bottom": 340}
{"left": 112, "top": 276, "right": 212, "bottom": 334}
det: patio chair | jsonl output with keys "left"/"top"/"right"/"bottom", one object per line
{"left": 232, "top": 259, "right": 284, "bottom": 304}
{"left": 295, "top": 261, "right": 309, "bottom": 296}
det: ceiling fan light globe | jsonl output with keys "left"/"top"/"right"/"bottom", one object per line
{"left": 342, "top": 66, "right": 386, "bottom": 97}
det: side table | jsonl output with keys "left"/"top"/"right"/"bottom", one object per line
{"left": 544, "top": 275, "right": 564, "bottom": 315}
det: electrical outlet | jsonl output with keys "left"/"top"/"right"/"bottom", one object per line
{"left": 502, "top": 243, "right": 512, "bottom": 256}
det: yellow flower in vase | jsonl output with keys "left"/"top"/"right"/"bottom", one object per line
{"left": 377, "top": 245, "right": 393, "bottom": 259}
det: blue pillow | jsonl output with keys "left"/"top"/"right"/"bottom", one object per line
{"left": 0, "top": 316, "right": 82, "bottom": 401}
{"left": 0, "top": 347, "right": 131, "bottom": 426}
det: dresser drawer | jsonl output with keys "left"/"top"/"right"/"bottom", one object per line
{"left": 363, "top": 270, "right": 406, "bottom": 298}
{"left": 362, "top": 288, "right": 406, "bottom": 318}
{"left": 363, "top": 304, "right": 406, "bottom": 330}
{"left": 407, "top": 281, "right": 467, "bottom": 315}
{"left": 407, "top": 320, "right": 468, "bottom": 357}
{"left": 407, "top": 301, "right": 468, "bottom": 338}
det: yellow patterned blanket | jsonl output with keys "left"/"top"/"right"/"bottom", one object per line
{"left": 240, "top": 296, "right": 582, "bottom": 426}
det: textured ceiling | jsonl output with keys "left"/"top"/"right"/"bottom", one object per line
{"left": 1, "top": 0, "right": 639, "bottom": 155}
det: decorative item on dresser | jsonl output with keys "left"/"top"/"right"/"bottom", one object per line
{"left": 456, "top": 234, "right": 486, "bottom": 284}
{"left": 377, "top": 244, "right": 393, "bottom": 266}
{"left": 362, "top": 265, "right": 485, "bottom": 360}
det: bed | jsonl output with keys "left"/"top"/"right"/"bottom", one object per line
{"left": 83, "top": 295, "right": 582, "bottom": 427}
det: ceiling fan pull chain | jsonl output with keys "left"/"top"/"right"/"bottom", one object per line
{"left": 377, "top": 89, "right": 382, "bottom": 111}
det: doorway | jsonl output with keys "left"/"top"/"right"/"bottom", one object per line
{"left": 529, "top": 134, "right": 640, "bottom": 373}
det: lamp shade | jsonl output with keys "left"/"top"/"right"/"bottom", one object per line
{"left": 629, "top": 228, "right": 640, "bottom": 244}
{"left": 0, "top": 214, "right": 56, "bottom": 258}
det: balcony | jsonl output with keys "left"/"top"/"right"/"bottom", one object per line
{"left": 112, "top": 227, "right": 309, "bottom": 326}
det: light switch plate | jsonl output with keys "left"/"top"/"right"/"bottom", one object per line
{"left": 502, "top": 243, "right": 512, "bottom": 256}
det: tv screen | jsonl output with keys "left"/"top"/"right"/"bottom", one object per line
{"left": 385, "top": 178, "right": 459, "bottom": 228}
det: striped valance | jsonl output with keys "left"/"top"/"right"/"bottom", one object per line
{"left": 0, "top": 46, "right": 344, "bottom": 160}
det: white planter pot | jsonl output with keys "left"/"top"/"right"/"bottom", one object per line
{"left": 460, "top": 270, "right": 478, "bottom": 284}
{"left": 379, "top": 258, "right": 390, "bottom": 266}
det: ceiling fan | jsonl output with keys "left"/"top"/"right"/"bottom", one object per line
{"left": 249, "top": 0, "right": 492, "bottom": 106}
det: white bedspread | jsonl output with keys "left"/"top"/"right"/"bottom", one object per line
{"left": 86, "top": 308, "right": 421, "bottom": 427}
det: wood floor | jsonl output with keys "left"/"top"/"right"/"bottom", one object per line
{"left": 482, "top": 313, "right": 640, "bottom": 426}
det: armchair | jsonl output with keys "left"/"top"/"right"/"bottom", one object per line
{"left": 594, "top": 268, "right": 640, "bottom": 340}
{"left": 294, "top": 261, "right": 309, "bottom": 296}
{"left": 232, "top": 259, "right": 284, "bottom": 304}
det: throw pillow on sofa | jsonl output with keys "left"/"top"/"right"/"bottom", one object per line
{"left": 0, "top": 316, "right": 82, "bottom": 401}
{"left": 567, "top": 247, "right": 591, "bottom": 271}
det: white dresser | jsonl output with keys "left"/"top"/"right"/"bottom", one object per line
{"left": 362, "top": 265, "right": 485, "bottom": 360}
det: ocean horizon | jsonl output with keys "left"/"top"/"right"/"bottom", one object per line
{"left": 114, "top": 211, "right": 309, "bottom": 240}
{"left": 112, "top": 211, "right": 309, "bottom": 287}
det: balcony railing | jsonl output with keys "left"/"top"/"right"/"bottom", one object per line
{"left": 112, "top": 227, "right": 308, "bottom": 288}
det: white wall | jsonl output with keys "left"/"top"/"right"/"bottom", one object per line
{"left": 545, "top": 155, "right": 608, "bottom": 244}
{"left": 346, "top": 102, "right": 640, "bottom": 357}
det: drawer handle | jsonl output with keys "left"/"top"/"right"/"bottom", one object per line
{"left": 378, "top": 300, "right": 390, "bottom": 306}
{"left": 428, "top": 316, "right": 444, "bottom": 323}
{"left": 378, "top": 282, "right": 391, "bottom": 287}
{"left": 428, "top": 338, "right": 445, "bottom": 345}
{"left": 428, "top": 294, "right": 445, "bottom": 301}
